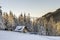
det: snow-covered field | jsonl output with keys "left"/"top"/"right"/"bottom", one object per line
{"left": 0, "top": 30, "right": 60, "bottom": 40}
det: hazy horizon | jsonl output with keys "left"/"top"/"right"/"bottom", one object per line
{"left": 0, "top": 0, "right": 60, "bottom": 17}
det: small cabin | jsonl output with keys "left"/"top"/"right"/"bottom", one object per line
{"left": 15, "top": 26, "right": 29, "bottom": 33}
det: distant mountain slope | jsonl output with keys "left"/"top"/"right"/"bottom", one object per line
{"left": 42, "top": 8, "right": 60, "bottom": 22}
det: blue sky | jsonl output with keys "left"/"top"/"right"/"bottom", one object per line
{"left": 0, "top": 0, "right": 60, "bottom": 17}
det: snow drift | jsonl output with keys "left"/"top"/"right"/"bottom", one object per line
{"left": 0, "top": 30, "right": 60, "bottom": 40}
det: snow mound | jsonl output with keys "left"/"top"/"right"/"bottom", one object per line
{"left": 0, "top": 30, "right": 60, "bottom": 40}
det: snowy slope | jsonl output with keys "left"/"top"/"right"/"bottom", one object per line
{"left": 0, "top": 30, "right": 60, "bottom": 40}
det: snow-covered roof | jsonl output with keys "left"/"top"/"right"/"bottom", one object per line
{"left": 15, "top": 26, "right": 25, "bottom": 32}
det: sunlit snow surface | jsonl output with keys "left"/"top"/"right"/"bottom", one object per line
{"left": 0, "top": 30, "right": 60, "bottom": 40}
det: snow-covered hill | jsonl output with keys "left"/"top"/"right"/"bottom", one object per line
{"left": 0, "top": 30, "right": 60, "bottom": 40}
